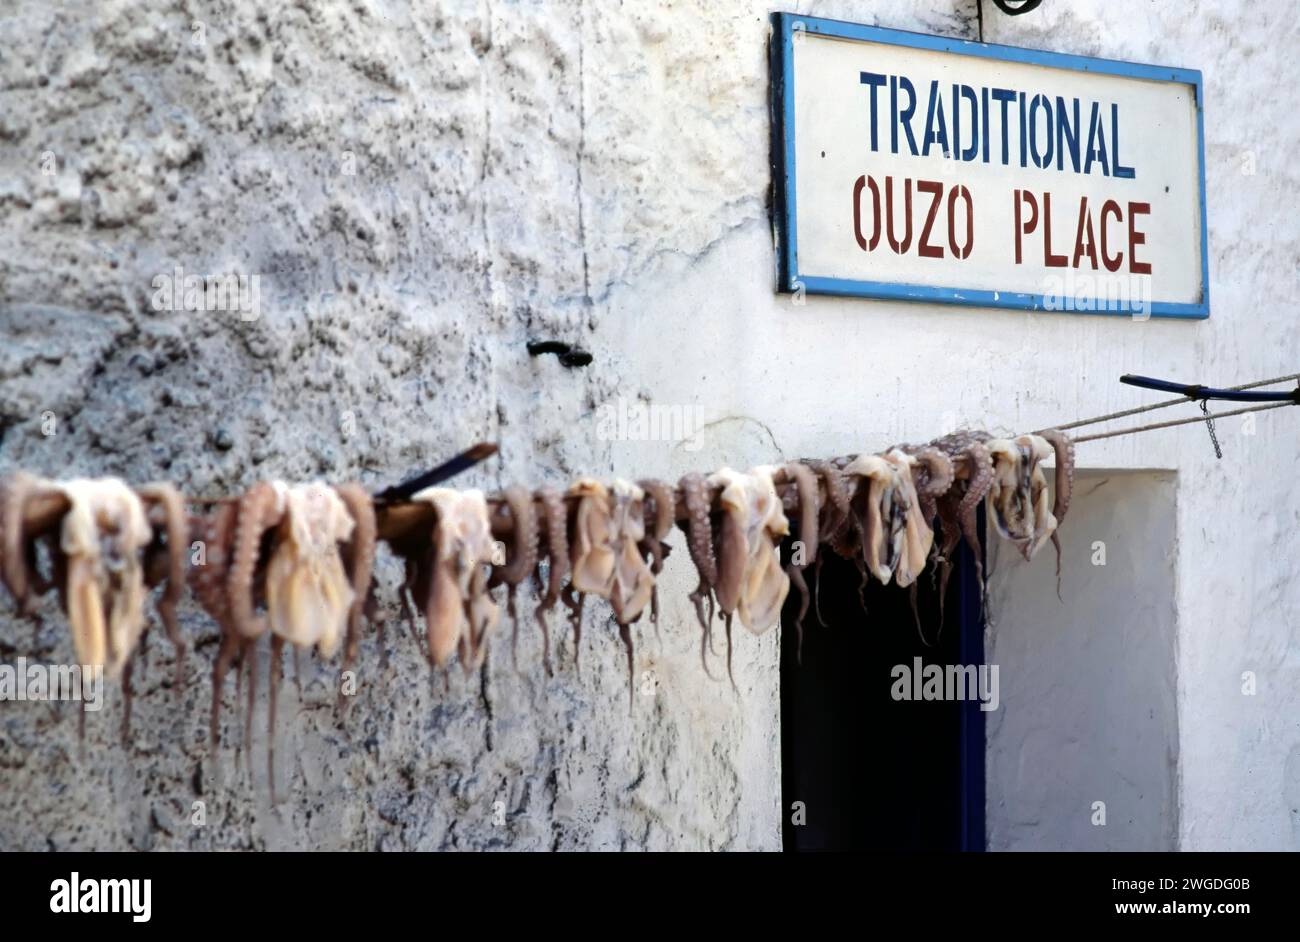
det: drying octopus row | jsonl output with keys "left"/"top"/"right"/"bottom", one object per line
{"left": 0, "top": 428, "right": 1074, "bottom": 755}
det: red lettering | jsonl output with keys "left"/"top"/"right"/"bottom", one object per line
{"left": 1128, "top": 201, "right": 1151, "bottom": 274}
{"left": 1072, "top": 197, "right": 1098, "bottom": 269}
{"left": 1100, "top": 200, "right": 1123, "bottom": 272}
{"left": 885, "top": 176, "right": 913, "bottom": 254}
{"left": 949, "top": 185, "right": 973, "bottom": 259}
{"left": 1015, "top": 189, "right": 1039, "bottom": 264}
{"left": 1042, "top": 193, "right": 1067, "bottom": 268}
{"left": 917, "top": 180, "right": 944, "bottom": 258}
{"left": 852, "top": 175, "right": 881, "bottom": 251}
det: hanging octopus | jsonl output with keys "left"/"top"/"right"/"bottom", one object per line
{"left": 565, "top": 477, "right": 655, "bottom": 692}
{"left": 842, "top": 450, "right": 932, "bottom": 589}
{"left": 779, "top": 462, "right": 819, "bottom": 663}
{"left": 136, "top": 482, "right": 190, "bottom": 696}
{"left": 190, "top": 499, "right": 240, "bottom": 752}
{"left": 332, "top": 483, "right": 378, "bottom": 686}
{"left": 804, "top": 459, "right": 854, "bottom": 620}
{"left": 897, "top": 445, "right": 955, "bottom": 529}
{"left": 676, "top": 471, "right": 719, "bottom": 678}
{"left": 401, "top": 486, "right": 499, "bottom": 676}
{"left": 490, "top": 485, "right": 538, "bottom": 668}
{"left": 932, "top": 430, "right": 996, "bottom": 622}
{"left": 606, "top": 480, "right": 656, "bottom": 706}
{"left": 532, "top": 484, "right": 569, "bottom": 678}
{"left": 984, "top": 435, "right": 1058, "bottom": 561}
{"left": 563, "top": 477, "right": 609, "bottom": 673}
{"left": 636, "top": 479, "right": 676, "bottom": 629}
{"left": 1037, "top": 428, "right": 1076, "bottom": 597}
{"left": 706, "top": 466, "right": 790, "bottom": 688}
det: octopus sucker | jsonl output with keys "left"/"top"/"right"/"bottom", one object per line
{"left": 782, "top": 462, "right": 820, "bottom": 663}
{"left": 900, "top": 446, "right": 955, "bottom": 529}
{"left": 533, "top": 485, "right": 569, "bottom": 678}
{"left": 492, "top": 486, "right": 538, "bottom": 669}
{"left": 333, "top": 483, "right": 378, "bottom": 686}
{"left": 136, "top": 483, "right": 189, "bottom": 694}
{"left": 677, "top": 472, "right": 719, "bottom": 677}
{"left": 1037, "top": 428, "right": 1076, "bottom": 598}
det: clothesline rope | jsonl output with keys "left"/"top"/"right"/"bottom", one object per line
{"left": 1038, "top": 371, "right": 1300, "bottom": 434}
{"left": 1070, "top": 400, "right": 1294, "bottom": 445}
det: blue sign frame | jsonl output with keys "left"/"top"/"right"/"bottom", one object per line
{"left": 769, "top": 13, "right": 1210, "bottom": 318}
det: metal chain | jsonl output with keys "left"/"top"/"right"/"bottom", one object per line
{"left": 1199, "top": 400, "right": 1222, "bottom": 459}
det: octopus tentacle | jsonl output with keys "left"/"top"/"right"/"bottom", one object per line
{"left": 934, "top": 490, "right": 964, "bottom": 631}
{"left": 243, "top": 638, "right": 257, "bottom": 772}
{"left": 815, "top": 460, "right": 862, "bottom": 569}
{"left": 812, "top": 554, "right": 827, "bottom": 627}
{"left": 333, "top": 483, "right": 377, "bottom": 704}
{"left": 1, "top": 472, "right": 44, "bottom": 613}
{"left": 618, "top": 622, "right": 635, "bottom": 715}
{"left": 956, "top": 442, "right": 995, "bottom": 590}
{"left": 560, "top": 584, "right": 584, "bottom": 674}
{"left": 782, "top": 462, "right": 820, "bottom": 663}
{"left": 677, "top": 472, "right": 719, "bottom": 680}
{"left": 902, "top": 446, "right": 955, "bottom": 528}
{"left": 120, "top": 654, "right": 135, "bottom": 744}
{"left": 268, "top": 634, "right": 284, "bottom": 805}
{"left": 191, "top": 502, "right": 238, "bottom": 750}
{"left": 495, "top": 485, "right": 538, "bottom": 668}
{"left": 137, "top": 483, "right": 189, "bottom": 695}
{"left": 1037, "top": 429, "right": 1076, "bottom": 600}
{"left": 227, "top": 482, "right": 283, "bottom": 640}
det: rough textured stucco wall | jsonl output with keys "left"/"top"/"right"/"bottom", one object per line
{"left": 987, "top": 471, "right": 1180, "bottom": 851}
{"left": 1, "top": 0, "right": 1297, "bottom": 851}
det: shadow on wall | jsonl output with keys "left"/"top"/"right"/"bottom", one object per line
{"left": 986, "top": 469, "right": 1179, "bottom": 851}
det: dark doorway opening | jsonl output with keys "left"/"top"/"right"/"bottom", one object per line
{"left": 780, "top": 516, "right": 986, "bottom": 851}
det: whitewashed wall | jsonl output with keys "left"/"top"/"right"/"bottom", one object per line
{"left": 1, "top": 0, "right": 1296, "bottom": 850}
{"left": 987, "top": 471, "right": 1180, "bottom": 850}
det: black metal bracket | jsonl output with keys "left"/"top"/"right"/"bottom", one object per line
{"left": 991, "top": 0, "right": 1044, "bottom": 14}
{"left": 527, "top": 340, "right": 593, "bottom": 369}
{"left": 373, "top": 442, "right": 499, "bottom": 503}
{"left": 1120, "top": 374, "right": 1300, "bottom": 404}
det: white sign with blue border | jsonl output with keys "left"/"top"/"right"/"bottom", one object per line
{"left": 770, "top": 14, "right": 1209, "bottom": 318}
